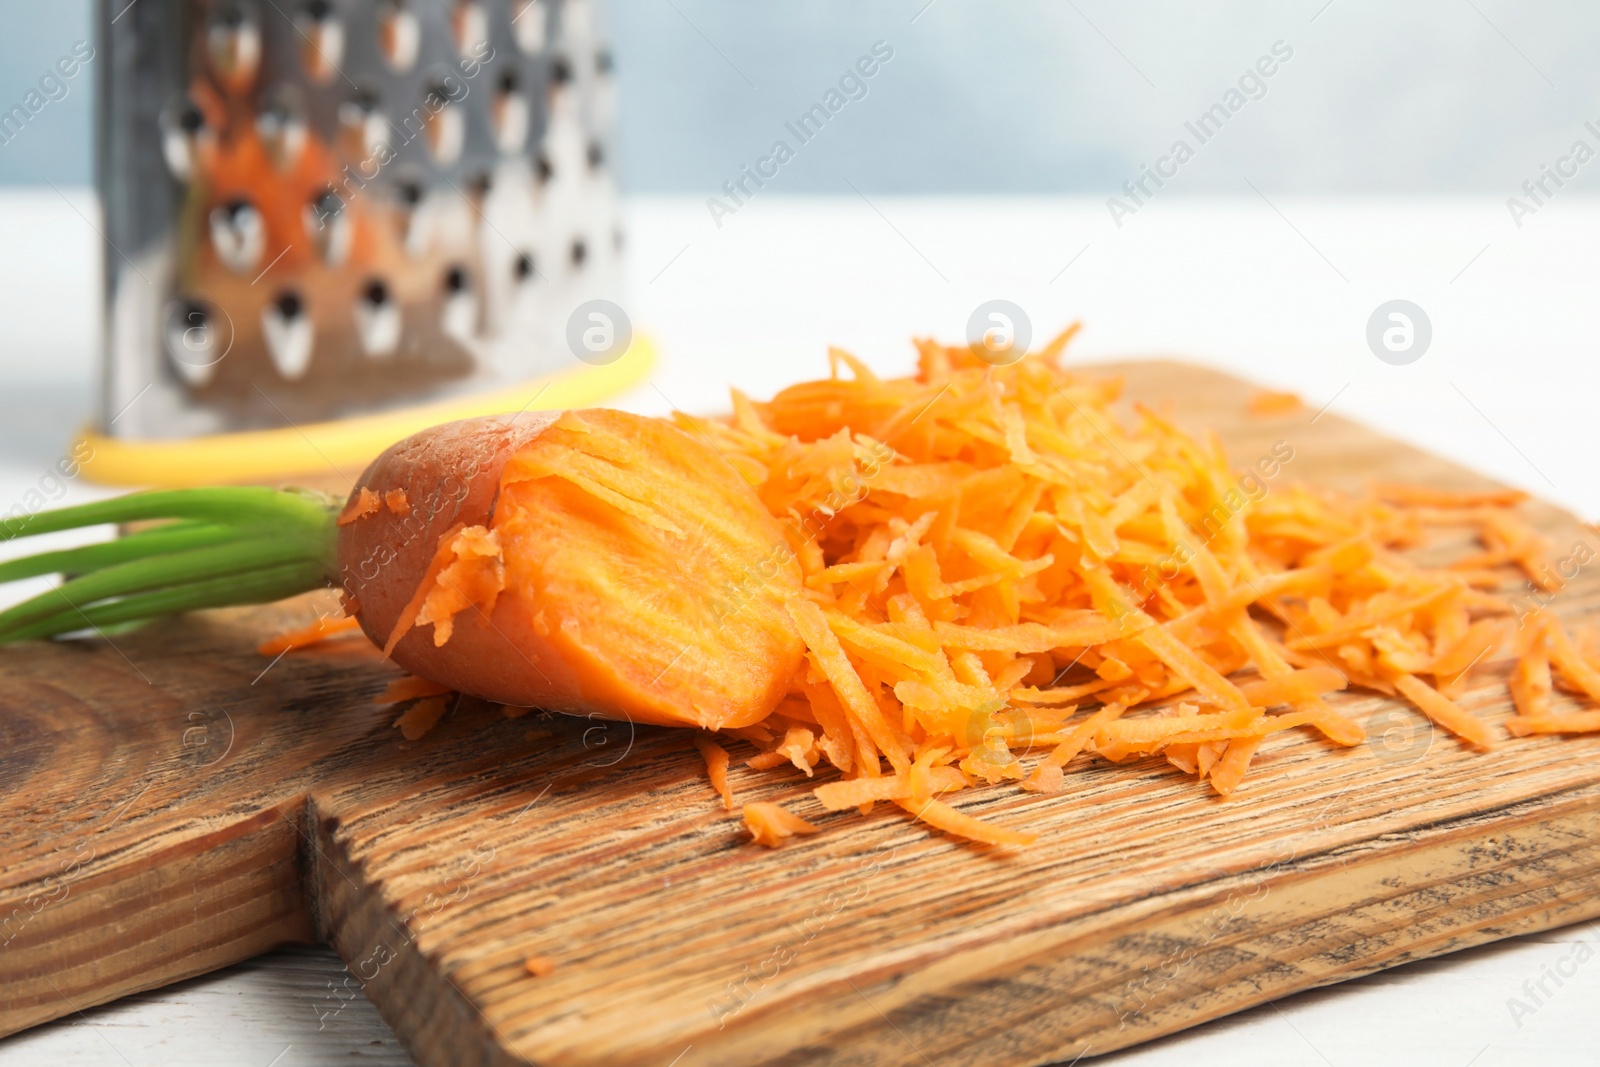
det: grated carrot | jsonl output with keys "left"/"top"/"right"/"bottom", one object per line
{"left": 1247, "top": 389, "right": 1304, "bottom": 417}
{"left": 1390, "top": 673, "right": 1495, "bottom": 751}
{"left": 393, "top": 695, "right": 449, "bottom": 741}
{"left": 384, "top": 489, "right": 411, "bottom": 515}
{"left": 695, "top": 736, "right": 734, "bottom": 810}
{"left": 257, "top": 612, "right": 362, "bottom": 655}
{"left": 309, "top": 328, "right": 1593, "bottom": 848}
{"left": 1507, "top": 712, "right": 1600, "bottom": 736}
{"left": 742, "top": 801, "right": 819, "bottom": 847}
{"left": 524, "top": 956, "right": 558, "bottom": 977}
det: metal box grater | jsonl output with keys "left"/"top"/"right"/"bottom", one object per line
{"left": 96, "top": 0, "right": 626, "bottom": 449}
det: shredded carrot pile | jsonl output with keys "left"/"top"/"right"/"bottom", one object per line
{"left": 673, "top": 327, "right": 1599, "bottom": 846}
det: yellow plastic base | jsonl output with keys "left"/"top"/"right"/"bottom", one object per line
{"left": 78, "top": 336, "right": 655, "bottom": 488}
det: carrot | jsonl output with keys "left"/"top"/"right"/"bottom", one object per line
{"left": 1374, "top": 484, "right": 1528, "bottom": 508}
{"left": 742, "top": 802, "right": 818, "bottom": 847}
{"left": 695, "top": 736, "right": 734, "bottom": 810}
{"left": 1247, "top": 389, "right": 1304, "bottom": 417}
{"left": 4, "top": 330, "right": 1593, "bottom": 852}
{"left": 258, "top": 613, "right": 362, "bottom": 655}
{"left": 1507, "top": 713, "right": 1600, "bottom": 736}
{"left": 393, "top": 695, "right": 449, "bottom": 741}
{"left": 1390, "top": 673, "right": 1495, "bottom": 751}
{"left": 1208, "top": 737, "right": 1262, "bottom": 796}
{"left": 894, "top": 797, "right": 1037, "bottom": 847}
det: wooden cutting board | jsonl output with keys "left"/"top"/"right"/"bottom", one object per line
{"left": 3, "top": 362, "right": 1598, "bottom": 1067}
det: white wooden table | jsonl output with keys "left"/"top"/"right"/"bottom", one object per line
{"left": 2, "top": 193, "right": 1597, "bottom": 1066}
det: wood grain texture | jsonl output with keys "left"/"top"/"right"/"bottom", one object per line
{"left": 2, "top": 361, "right": 1597, "bottom": 1066}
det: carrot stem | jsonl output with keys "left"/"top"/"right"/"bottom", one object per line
{"left": 0, "top": 488, "right": 340, "bottom": 644}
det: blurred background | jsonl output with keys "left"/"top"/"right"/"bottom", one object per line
{"left": 2, "top": 0, "right": 1597, "bottom": 517}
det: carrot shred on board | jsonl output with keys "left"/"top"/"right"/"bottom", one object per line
{"left": 336, "top": 487, "right": 381, "bottom": 526}
{"left": 1390, "top": 673, "right": 1495, "bottom": 751}
{"left": 523, "top": 956, "right": 558, "bottom": 977}
{"left": 695, "top": 736, "right": 734, "bottom": 810}
{"left": 1507, "top": 712, "right": 1600, "bottom": 736}
{"left": 393, "top": 695, "right": 449, "bottom": 741}
{"left": 1374, "top": 484, "right": 1529, "bottom": 508}
{"left": 742, "top": 802, "right": 819, "bottom": 847}
{"left": 257, "top": 613, "right": 362, "bottom": 655}
{"left": 1247, "top": 389, "right": 1304, "bottom": 417}
{"left": 894, "top": 797, "right": 1038, "bottom": 847}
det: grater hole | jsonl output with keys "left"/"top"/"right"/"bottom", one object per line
{"left": 164, "top": 298, "right": 229, "bottom": 387}
{"left": 550, "top": 55, "right": 572, "bottom": 86}
{"left": 356, "top": 279, "right": 401, "bottom": 357}
{"left": 338, "top": 87, "right": 387, "bottom": 159}
{"left": 536, "top": 154, "right": 553, "bottom": 183}
{"left": 570, "top": 239, "right": 587, "bottom": 269}
{"left": 160, "top": 97, "right": 211, "bottom": 181}
{"left": 421, "top": 80, "right": 465, "bottom": 165}
{"left": 492, "top": 69, "right": 530, "bottom": 153}
{"left": 257, "top": 89, "right": 308, "bottom": 170}
{"left": 265, "top": 290, "right": 314, "bottom": 380}
{"left": 295, "top": 0, "right": 345, "bottom": 82}
{"left": 304, "top": 188, "right": 352, "bottom": 265}
{"left": 596, "top": 49, "right": 614, "bottom": 75}
{"left": 442, "top": 266, "right": 475, "bottom": 338}
{"left": 208, "top": 199, "right": 266, "bottom": 274}
{"left": 511, "top": 0, "right": 548, "bottom": 54}
{"left": 452, "top": 1, "right": 489, "bottom": 59}
{"left": 377, "top": 0, "right": 421, "bottom": 71}
{"left": 206, "top": 4, "right": 262, "bottom": 88}
{"left": 514, "top": 252, "right": 535, "bottom": 281}
{"left": 587, "top": 142, "right": 604, "bottom": 171}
